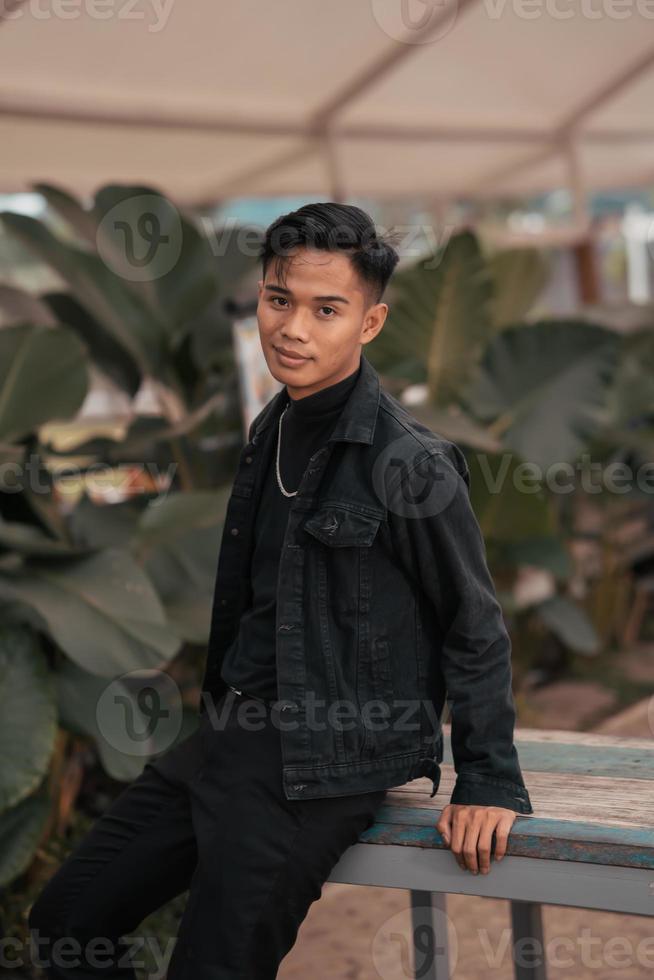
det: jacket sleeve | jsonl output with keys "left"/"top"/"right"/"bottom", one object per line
{"left": 386, "top": 442, "right": 533, "bottom": 814}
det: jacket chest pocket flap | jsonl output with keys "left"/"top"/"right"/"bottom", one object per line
{"left": 302, "top": 507, "right": 381, "bottom": 547}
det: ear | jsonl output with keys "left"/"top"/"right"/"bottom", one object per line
{"left": 362, "top": 302, "right": 389, "bottom": 343}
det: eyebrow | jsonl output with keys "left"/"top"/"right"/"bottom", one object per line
{"left": 264, "top": 284, "right": 350, "bottom": 305}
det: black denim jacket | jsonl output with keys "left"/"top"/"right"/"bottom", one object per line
{"left": 200, "top": 352, "right": 534, "bottom": 814}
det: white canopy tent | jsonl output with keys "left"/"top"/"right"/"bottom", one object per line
{"left": 0, "top": 0, "right": 653, "bottom": 217}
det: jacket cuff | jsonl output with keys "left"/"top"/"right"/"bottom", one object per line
{"left": 450, "top": 772, "right": 534, "bottom": 814}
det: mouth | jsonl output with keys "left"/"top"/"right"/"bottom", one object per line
{"left": 274, "top": 346, "right": 310, "bottom": 362}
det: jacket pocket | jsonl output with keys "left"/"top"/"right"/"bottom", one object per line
{"left": 302, "top": 507, "right": 381, "bottom": 548}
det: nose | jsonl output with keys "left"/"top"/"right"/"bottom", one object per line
{"left": 281, "top": 308, "right": 311, "bottom": 340}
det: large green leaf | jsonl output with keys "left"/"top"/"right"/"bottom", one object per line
{"left": 185, "top": 292, "right": 238, "bottom": 369}
{"left": 466, "top": 450, "right": 557, "bottom": 542}
{"left": 68, "top": 495, "right": 143, "bottom": 550}
{"left": 33, "top": 182, "right": 98, "bottom": 246}
{"left": 211, "top": 221, "right": 262, "bottom": 297}
{"left": 134, "top": 488, "right": 231, "bottom": 552}
{"left": 92, "top": 185, "right": 218, "bottom": 331}
{"left": 0, "top": 324, "right": 89, "bottom": 443}
{"left": 0, "top": 548, "right": 181, "bottom": 676}
{"left": 535, "top": 594, "right": 600, "bottom": 655}
{"left": 49, "top": 492, "right": 227, "bottom": 647}
{"left": 0, "top": 211, "right": 169, "bottom": 376}
{"left": 370, "top": 230, "right": 492, "bottom": 399}
{"left": 144, "top": 524, "right": 224, "bottom": 643}
{"left": 43, "top": 291, "right": 142, "bottom": 397}
{"left": 33, "top": 182, "right": 221, "bottom": 358}
{"left": 486, "top": 247, "right": 549, "bottom": 330}
{"left": 0, "top": 782, "right": 51, "bottom": 887}
{"left": 464, "top": 320, "right": 620, "bottom": 471}
{"left": 132, "top": 490, "right": 229, "bottom": 643}
{"left": 604, "top": 326, "right": 654, "bottom": 431}
{"left": 0, "top": 626, "right": 57, "bottom": 812}
{"left": 0, "top": 283, "right": 57, "bottom": 327}
{"left": 0, "top": 517, "right": 83, "bottom": 557}
{"left": 55, "top": 659, "right": 151, "bottom": 781}
{"left": 408, "top": 403, "right": 505, "bottom": 453}
{"left": 55, "top": 657, "right": 195, "bottom": 782}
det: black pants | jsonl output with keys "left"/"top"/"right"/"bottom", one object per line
{"left": 27, "top": 690, "right": 387, "bottom": 980}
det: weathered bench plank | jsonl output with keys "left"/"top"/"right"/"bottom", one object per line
{"left": 387, "top": 771, "right": 654, "bottom": 830}
{"left": 362, "top": 807, "right": 654, "bottom": 869}
{"left": 443, "top": 727, "right": 654, "bottom": 781}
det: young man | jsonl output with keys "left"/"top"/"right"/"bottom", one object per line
{"left": 28, "top": 203, "right": 533, "bottom": 980}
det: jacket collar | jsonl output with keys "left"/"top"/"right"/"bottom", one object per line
{"left": 251, "top": 351, "right": 381, "bottom": 446}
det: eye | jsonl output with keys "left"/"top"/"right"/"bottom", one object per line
{"left": 271, "top": 296, "right": 288, "bottom": 308}
{"left": 319, "top": 306, "right": 336, "bottom": 317}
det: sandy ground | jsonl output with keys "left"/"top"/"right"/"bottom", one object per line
{"left": 279, "top": 688, "right": 654, "bottom": 980}
{"left": 280, "top": 885, "right": 653, "bottom": 979}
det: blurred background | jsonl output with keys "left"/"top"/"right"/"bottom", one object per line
{"left": 0, "top": 2, "right": 653, "bottom": 977}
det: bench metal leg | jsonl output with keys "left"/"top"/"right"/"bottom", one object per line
{"left": 409, "top": 890, "right": 449, "bottom": 980}
{"left": 510, "top": 900, "right": 547, "bottom": 980}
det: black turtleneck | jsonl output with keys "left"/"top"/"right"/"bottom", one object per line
{"left": 220, "top": 359, "right": 362, "bottom": 701}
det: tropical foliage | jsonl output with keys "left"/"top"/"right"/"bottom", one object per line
{"left": 0, "top": 183, "right": 259, "bottom": 891}
{"left": 368, "top": 229, "right": 654, "bottom": 667}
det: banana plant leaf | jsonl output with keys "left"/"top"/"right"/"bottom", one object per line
{"left": 0, "top": 626, "right": 57, "bottom": 812}
{"left": 55, "top": 657, "right": 193, "bottom": 782}
{"left": 486, "top": 246, "right": 550, "bottom": 330}
{"left": 0, "top": 548, "right": 181, "bottom": 677}
{"left": 67, "top": 496, "right": 144, "bottom": 550}
{"left": 0, "top": 211, "right": 169, "bottom": 376}
{"left": 133, "top": 488, "right": 231, "bottom": 553}
{"left": 43, "top": 291, "right": 142, "bottom": 397}
{"left": 92, "top": 184, "right": 218, "bottom": 332}
{"left": 535, "top": 594, "right": 601, "bottom": 655}
{"left": 0, "top": 518, "right": 85, "bottom": 557}
{"left": 132, "top": 490, "right": 230, "bottom": 643}
{"left": 463, "top": 320, "right": 621, "bottom": 471}
{"left": 0, "top": 323, "right": 89, "bottom": 443}
{"left": 0, "top": 781, "right": 51, "bottom": 887}
{"left": 0, "top": 283, "right": 58, "bottom": 327}
{"left": 370, "top": 229, "right": 492, "bottom": 401}
{"left": 466, "top": 450, "right": 558, "bottom": 542}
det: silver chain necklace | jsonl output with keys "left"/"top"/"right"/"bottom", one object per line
{"left": 275, "top": 404, "right": 297, "bottom": 497}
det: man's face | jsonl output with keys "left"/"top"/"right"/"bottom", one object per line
{"left": 256, "top": 247, "right": 388, "bottom": 398}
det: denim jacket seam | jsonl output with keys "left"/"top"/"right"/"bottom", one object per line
{"left": 454, "top": 770, "right": 529, "bottom": 794}
{"left": 287, "top": 746, "right": 429, "bottom": 774}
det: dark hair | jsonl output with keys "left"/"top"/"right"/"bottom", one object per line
{"left": 259, "top": 202, "right": 400, "bottom": 305}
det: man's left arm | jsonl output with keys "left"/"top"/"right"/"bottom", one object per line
{"left": 386, "top": 442, "right": 533, "bottom": 872}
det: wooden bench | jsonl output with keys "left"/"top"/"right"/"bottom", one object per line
{"left": 328, "top": 724, "right": 654, "bottom": 979}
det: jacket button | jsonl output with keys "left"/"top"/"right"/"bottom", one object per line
{"left": 245, "top": 456, "right": 253, "bottom": 464}
{"left": 230, "top": 527, "right": 239, "bottom": 536}
{"left": 220, "top": 598, "right": 228, "bottom": 606}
